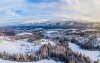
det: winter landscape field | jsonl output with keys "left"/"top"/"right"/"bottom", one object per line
{"left": 0, "top": 0, "right": 100, "bottom": 63}
{"left": 0, "top": 21, "right": 99, "bottom": 63}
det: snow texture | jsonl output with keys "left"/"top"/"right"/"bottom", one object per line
{"left": 68, "top": 42, "right": 100, "bottom": 61}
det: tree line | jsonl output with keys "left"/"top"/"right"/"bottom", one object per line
{"left": 0, "top": 39, "right": 99, "bottom": 63}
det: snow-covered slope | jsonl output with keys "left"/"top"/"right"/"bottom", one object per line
{"left": 0, "top": 38, "right": 56, "bottom": 55}
{"left": 16, "top": 32, "right": 33, "bottom": 36}
{"left": 69, "top": 42, "right": 100, "bottom": 61}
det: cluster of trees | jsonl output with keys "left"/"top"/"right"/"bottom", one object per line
{"left": 50, "top": 44, "right": 99, "bottom": 63}
{"left": 80, "top": 35, "right": 100, "bottom": 50}
{"left": 5, "top": 31, "right": 16, "bottom": 36}
{"left": 0, "top": 51, "right": 37, "bottom": 62}
{"left": 28, "top": 35, "right": 43, "bottom": 43}
{"left": 0, "top": 42, "right": 99, "bottom": 63}
{"left": 7, "top": 32, "right": 44, "bottom": 42}
{"left": 0, "top": 29, "right": 16, "bottom": 36}
{"left": 9, "top": 34, "right": 34, "bottom": 41}
{"left": 0, "top": 33, "right": 99, "bottom": 63}
{"left": 0, "top": 44, "right": 50, "bottom": 62}
{"left": 71, "top": 36, "right": 100, "bottom": 50}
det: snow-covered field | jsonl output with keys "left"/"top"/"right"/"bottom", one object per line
{"left": 16, "top": 32, "right": 33, "bottom": 36}
{"left": 0, "top": 37, "right": 56, "bottom": 54}
{"left": 0, "top": 30, "right": 100, "bottom": 63}
{"left": 46, "top": 30, "right": 58, "bottom": 34}
{"left": 0, "top": 59, "right": 64, "bottom": 63}
{"left": 69, "top": 42, "right": 100, "bottom": 61}
{"left": 0, "top": 35, "right": 61, "bottom": 63}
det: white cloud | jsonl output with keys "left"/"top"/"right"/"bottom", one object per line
{"left": 59, "top": 0, "right": 100, "bottom": 21}
{"left": 0, "top": 0, "right": 100, "bottom": 24}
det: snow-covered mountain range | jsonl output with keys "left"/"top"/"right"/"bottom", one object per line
{"left": 0, "top": 19, "right": 100, "bottom": 30}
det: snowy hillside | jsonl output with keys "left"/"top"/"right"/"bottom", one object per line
{"left": 0, "top": 37, "right": 56, "bottom": 54}
{"left": 0, "top": 27, "right": 100, "bottom": 63}
{"left": 69, "top": 42, "right": 100, "bottom": 61}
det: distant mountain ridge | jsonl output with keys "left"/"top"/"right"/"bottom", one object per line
{"left": 0, "top": 19, "right": 100, "bottom": 30}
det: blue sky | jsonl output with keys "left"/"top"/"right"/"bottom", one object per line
{"left": 0, "top": 0, "right": 100, "bottom": 24}
{"left": 27, "top": 0, "right": 59, "bottom": 3}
